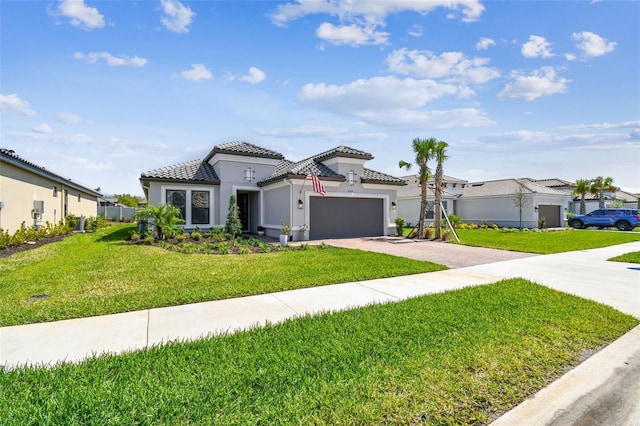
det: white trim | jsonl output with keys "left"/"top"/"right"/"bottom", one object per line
{"left": 302, "top": 191, "right": 393, "bottom": 236}
{"left": 208, "top": 153, "right": 281, "bottom": 167}
{"left": 160, "top": 184, "right": 214, "bottom": 227}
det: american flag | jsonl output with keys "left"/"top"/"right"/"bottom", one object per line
{"left": 306, "top": 173, "right": 326, "bottom": 196}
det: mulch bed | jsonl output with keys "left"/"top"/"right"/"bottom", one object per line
{"left": 0, "top": 235, "right": 68, "bottom": 259}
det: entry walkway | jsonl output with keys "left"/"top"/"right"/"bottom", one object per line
{"left": 1, "top": 241, "right": 639, "bottom": 424}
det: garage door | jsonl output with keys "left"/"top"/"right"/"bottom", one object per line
{"left": 309, "top": 197, "right": 383, "bottom": 239}
{"left": 538, "top": 205, "right": 561, "bottom": 228}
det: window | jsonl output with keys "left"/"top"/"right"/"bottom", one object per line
{"left": 166, "top": 190, "right": 186, "bottom": 220}
{"left": 191, "top": 191, "right": 210, "bottom": 225}
{"left": 53, "top": 186, "right": 58, "bottom": 197}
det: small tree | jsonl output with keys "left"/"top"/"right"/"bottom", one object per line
{"left": 433, "top": 140, "right": 449, "bottom": 239}
{"left": 590, "top": 176, "right": 617, "bottom": 209}
{"left": 134, "top": 203, "right": 184, "bottom": 240}
{"left": 225, "top": 195, "right": 242, "bottom": 238}
{"left": 513, "top": 184, "right": 531, "bottom": 230}
{"left": 399, "top": 137, "right": 437, "bottom": 239}
{"left": 572, "top": 179, "right": 590, "bottom": 215}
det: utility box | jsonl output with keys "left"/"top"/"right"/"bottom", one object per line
{"left": 33, "top": 200, "right": 44, "bottom": 214}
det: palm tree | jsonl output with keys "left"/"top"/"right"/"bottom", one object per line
{"left": 572, "top": 179, "right": 591, "bottom": 215}
{"left": 399, "top": 137, "right": 437, "bottom": 239}
{"left": 433, "top": 140, "right": 449, "bottom": 239}
{"left": 134, "top": 203, "right": 184, "bottom": 240}
{"left": 590, "top": 176, "right": 617, "bottom": 209}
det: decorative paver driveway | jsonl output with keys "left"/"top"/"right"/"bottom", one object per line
{"left": 312, "top": 236, "right": 538, "bottom": 268}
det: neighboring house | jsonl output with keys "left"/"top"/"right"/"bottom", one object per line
{"left": 0, "top": 148, "right": 101, "bottom": 233}
{"left": 396, "top": 175, "right": 468, "bottom": 226}
{"left": 569, "top": 189, "right": 640, "bottom": 214}
{"left": 139, "top": 142, "right": 406, "bottom": 240}
{"left": 457, "top": 178, "right": 571, "bottom": 228}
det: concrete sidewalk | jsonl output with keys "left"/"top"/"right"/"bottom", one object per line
{"left": 1, "top": 241, "right": 639, "bottom": 424}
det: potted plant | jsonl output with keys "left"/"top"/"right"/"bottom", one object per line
{"left": 279, "top": 219, "right": 290, "bottom": 246}
{"left": 257, "top": 225, "right": 265, "bottom": 237}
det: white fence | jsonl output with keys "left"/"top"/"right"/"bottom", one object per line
{"left": 97, "top": 206, "right": 137, "bottom": 221}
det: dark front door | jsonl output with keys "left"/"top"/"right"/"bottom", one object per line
{"left": 238, "top": 192, "right": 249, "bottom": 232}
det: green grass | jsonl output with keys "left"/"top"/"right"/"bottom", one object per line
{"left": 1, "top": 279, "right": 636, "bottom": 425}
{"left": 452, "top": 228, "right": 640, "bottom": 254}
{"left": 0, "top": 225, "right": 445, "bottom": 326}
{"left": 609, "top": 251, "right": 640, "bottom": 263}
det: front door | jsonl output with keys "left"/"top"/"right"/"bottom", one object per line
{"left": 238, "top": 192, "right": 249, "bottom": 232}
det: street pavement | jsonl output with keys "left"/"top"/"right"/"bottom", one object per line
{"left": 1, "top": 239, "right": 639, "bottom": 425}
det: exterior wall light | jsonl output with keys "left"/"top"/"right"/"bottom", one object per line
{"left": 347, "top": 170, "right": 356, "bottom": 186}
{"left": 298, "top": 199, "right": 304, "bottom": 209}
{"left": 534, "top": 206, "right": 538, "bottom": 212}
{"left": 392, "top": 201, "right": 397, "bottom": 211}
{"left": 244, "top": 167, "right": 255, "bottom": 182}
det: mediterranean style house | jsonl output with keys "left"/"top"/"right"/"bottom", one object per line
{"left": 0, "top": 148, "right": 101, "bottom": 233}
{"left": 139, "top": 142, "right": 407, "bottom": 241}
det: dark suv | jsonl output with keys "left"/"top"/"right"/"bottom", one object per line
{"left": 569, "top": 208, "right": 640, "bottom": 231}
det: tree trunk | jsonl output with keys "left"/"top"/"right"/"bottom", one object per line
{"left": 580, "top": 196, "right": 586, "bottom": 215}
{"left": 434, "top": 166, "right": 443, "bottom": 239}
{"left": 417, "top": 180, "right": 427, "bottom": 239}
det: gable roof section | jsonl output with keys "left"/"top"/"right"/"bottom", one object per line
{"left": 361, "top": 168, "right": 407, "bottom": 186}
{"left": 460, "top": 178, "right": 569, "bottom": 198}
{"left": 523, "top": 177, "right": 575, "bottom": 190}
{"left": 258, "top": 158, "right": 343, "bottom": 186}
{"left": 1, "top": 148, "right": 101, "bottom": 197}
{"left": 205, "top": 141, "right": 284, "bottom": 161}
{"left": 313, "top": 145, "right": 373, "bottom": 161}
{"left": 140, "top": 159, "right": 220, "bottom": 184}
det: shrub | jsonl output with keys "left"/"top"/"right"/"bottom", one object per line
{"left": 225, "top": 195, "right": 242, "bottom": 238}
{"left": 144, "top": 236, "right": 156, "bottom": 244}
{"left": 0, "top": 229, "right": 11, "bottom": 249}
{"left": 395, "top": 217, "right": 406, "bottom": 236}
{"left": 134, "top": 203, "right": 185, "bottom": 240}
{"left": 191, "top": 231, "right": 203, "bottom": 241}
{"left": 175, "top": 234, "right": 187, "bottom": 243}
{"left": 448, "top": 214, "right": 463, "bottom": 228}
{"left": 129, "top": 231, "right": 141, "bottom": 242}
{"left": 492, "top": 224, "right": 499, "bottom": 229}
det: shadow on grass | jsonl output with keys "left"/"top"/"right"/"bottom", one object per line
{"left": 97, "top": 226, "right": 136, "bottom": 242}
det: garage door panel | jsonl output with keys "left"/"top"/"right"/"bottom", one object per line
{"left": 310, "top": 197, "right": 383, "bottom": 239}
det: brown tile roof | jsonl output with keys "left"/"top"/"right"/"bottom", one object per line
{"left": 361, "top": 168, "right": 407, "bottom": 185}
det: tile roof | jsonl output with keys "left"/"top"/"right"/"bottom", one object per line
{"left": 140, "top": 159, "right": 220, "bottom": 183}
{"left": 460, "top": 178, "right": 569, "bottom": 198}
{"left": 205, "top": 141, "right": 284, "bottom": 160}
{"left": 574, "top": 189, "right": 639, "bottom": 202}
{"left": 361, "top": 168, "right": 407, "bottom": 185}
{"left": 1, "top": 148, "right": 101, "bottom": 196}
{"left": 313, "top": 145, "right": 374, "bottom": 161}
{"left": 258, "top": 158, "right": 343, "bottom": 186}
{"left": 524, "top": 178, "right": 575, "bottom": 189}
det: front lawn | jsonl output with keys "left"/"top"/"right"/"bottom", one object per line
{"left": 609, "top": 251, "right": 640, "bottom": 264}
{"left": 452, "top": 228, "right": 640, "bottom": 254}
{"left": 0, "top": 225, "right": 445, "bottom": 326}
{"left": 1, "top": 279, "right": 636, "bottom": 425}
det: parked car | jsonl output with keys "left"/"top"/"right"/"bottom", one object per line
{"left": 568, "top": 208, "right": 640, "bottom": 231}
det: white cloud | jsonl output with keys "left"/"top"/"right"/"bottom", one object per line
{"left": 269, "top": 0, "right": 484, "bottom": 46}
{"left": 386, "top": 48, "right": 500, "bottom": 84}
{"left": 0, "top": 93, "right": 37, "bottom": 116}
{"left": 565, "top": 53, "right": 577, "bottom": 61}
{"left": 51, "top": 0, "right": 105, "bottom": 30}
{"left": 160, "top": 0, "right": 195, "bottom": 33}
{"left": 571, "top": 31, "right": 616, "bottom": 57}
{"left": 297, "top": 76, "right": 492, "bottom": 128}
{"left": 521, "top": 35, "right": 554, "bottom": 58}
{"left": 408, "top": 24, "right": 423, "bottom": 38}
{"left": 299, "top": 76, "right": 460, "bottom": 114}
{"left": 73, "top": 51, "right": 147, "bottom": 67}
{"left": 33, "top": 123, "right": 53, "bottom": 134}
{"left": 181, "top": 64, "right": 213, "bottom": 81}
{"left": 316, "top": 22, "right": 389, "bottom": 46}
{"left": 476, "top": 37, "right": 495, "bottom": 50}
{"left": 239, "top": 67, "right": 267, "bottom": 84}
{"left": 56, "top": 111, "right": 82, "bottom": 124}
{"left": 498, "top": 67, "right": 569, "bottom": 101}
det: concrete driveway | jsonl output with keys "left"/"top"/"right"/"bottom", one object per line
{"left": 313, "top": 236, "right": 538, "bottom": 268}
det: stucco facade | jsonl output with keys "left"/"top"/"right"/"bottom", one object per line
{"left": 140, "top": 142, "right": 406, "bottom": 241}
{"left": 0, "top": 149, "right": 101, "bottom": 233}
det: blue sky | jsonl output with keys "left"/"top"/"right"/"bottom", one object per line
{"left": 2, "top": 0, "right": 639, "bottom": 196}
